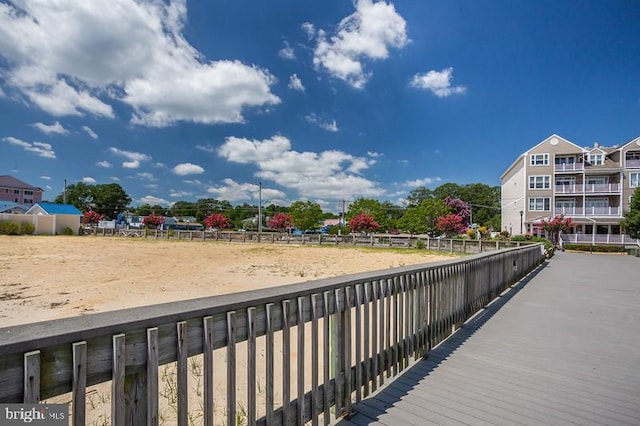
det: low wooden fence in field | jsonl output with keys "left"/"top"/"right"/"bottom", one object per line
{"left": 0, "top": 244, "right": 545, "bottom": 425}
{"left": 87, "top": 228, "right": 532, "bottom": 254}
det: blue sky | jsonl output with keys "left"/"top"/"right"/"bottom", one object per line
{"left": 1, "top": 0, "right": 638, "bottom": 212}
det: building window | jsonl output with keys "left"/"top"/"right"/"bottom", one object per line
{"left": 24, "top": 199, "right": 33, "bottom": 204}
{"left": 24, "top": 190, "right": 33, "bottom": 195}
{"left": 631, "top": 172, "right": 640, "bottom": 188}
{"left": 528, "top": 197, "right": 550, "bottom": 211}
{"left": 555, "top": 156, "right": 575, "bottom": 165}
{"left": 14, "top": 189, "right": 20, "bottom": 194}
{"left": 529, "top": 175, "right": 550, "bottom": 189}
{"left": 588, "top": 153, "right": 604, "bottom": 165}
{"left": 530, "top": 154, "right": 549, "bottom": 166}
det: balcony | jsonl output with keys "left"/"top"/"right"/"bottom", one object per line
{"left": 555, "top": 183, "right": 620, "bottom": 195}
{"left": 554, "top": 163, "right": 584, "bottom": 172}
{"left": 625, "top": 159, "right": 640, "bottom": 168}
{"left": 554, "top": 206, "right": 621, "bottom": 217}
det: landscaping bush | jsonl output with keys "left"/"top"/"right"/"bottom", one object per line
{"left": 0, "top": 220, "right": 20, "bottom": 235}
{"left": 563, "top": 244, "right": 627, "bottom": 253}
{"left": 62, "top": 226, "right": 74, "bottom": 236}
{"left": 19, "top": 222, "right": 35, "bottom": 235}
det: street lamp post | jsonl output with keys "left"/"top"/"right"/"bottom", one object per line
{"left": 519, "top": 210, "right": 524, "bottom": 234}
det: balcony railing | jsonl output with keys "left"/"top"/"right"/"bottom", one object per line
{"left": 555, "top": 184, "right": 582, "bottom": 194}
{"left": 554, "top": 206, "right": 621, "bottom": 216}
{"left": 555, "top": 183, "right": 620, "bottom": 194}
{"left": 554, "top": 163, "right": 584, "bottom": 172}
{"left": 625, "top": 159, "right": 640, "bottom": 168}
{"left": 561, "top": 234, "right": 640, "bottom": 246}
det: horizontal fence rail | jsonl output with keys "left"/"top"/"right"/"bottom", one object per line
{"left": 0, "top": 245, "right": 545, "bottom": 425}
{"left": 87, "top": 228, "right": 534, "bottom": 253}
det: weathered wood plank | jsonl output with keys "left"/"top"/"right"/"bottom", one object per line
{"left": 311, "top": 293, "right": 320, "bottom": 426}
{"left": 72, "top": 342, "right": 86, "bottom": 426}
{"left": 177, "top": 321, "right": 188, "bottom": 426}
{"left": 147, "top": 327, "right": 159, "bottom": 426}
{"left": 248, "top": 307, "right": 257, "bottom": 426}
{"left": 227, "top": 312, "right": 237, "bottom": 426}
{"left": 111, "top": 334, "right": 126, "bottom": 426}
{"left": 297, "top": 297, "right": 305, "bottom": 426}
{"left": 362, "top": 282, "right": 370, "bottom": 398}
{"left": 23, "top": 350, "right": 40, "bottom": 403}
{"left": 354, "top": 284, "right": 362, "bottom": 404}
{"left": 282, "top": 300, "right": 291, "bottom": 425}
{"left": 322, "top": 291, "right": 331, "bottom": 426}
{"left": 265, "top": 304, "right": 274, "bottom": 426}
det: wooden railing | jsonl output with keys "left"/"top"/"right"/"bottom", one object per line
{"left": 87, "top": 229, "right": 532, "bottom": 254}
{"left": 0, "top": 245, "right": 545, "bottom": 425}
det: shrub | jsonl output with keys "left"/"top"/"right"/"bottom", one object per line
{"left": 416, "top": 239, "right": 425, "bottom": 250}
{"left": 0, "top": 220, "right": 20, "bottom": 235}
{"left": 19, "top": 222, "right": 35, "bottom": 235}
{"left": 62, "top": 226, "right": 74, "bottom": 235}
{"left": 564, "top": 244, "right": 627, "bottom": 253}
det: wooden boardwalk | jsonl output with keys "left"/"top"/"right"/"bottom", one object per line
{"left": 338, "top": 252, "right": 640, "bottom": 426}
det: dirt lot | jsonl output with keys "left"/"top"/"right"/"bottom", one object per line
{"left": 0, "top": 236, "right": 452, "bottom": 327}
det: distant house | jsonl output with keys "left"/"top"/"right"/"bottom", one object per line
{"left": 0, "top": 201, "right": 30, "bottom": 214}
{"left": 26, "top": 202, "right": 83, "bottom": 235}
{"left": 0, "top": 175, "right": 43, "bottom": 205}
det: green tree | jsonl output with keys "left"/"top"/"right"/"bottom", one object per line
{"left": 55, "top": 182, "right": 131, "bottom": 219}
{"left": 622, "top": 187, "right": 640, "bottom": 238}
{"left": 397, "top": 198, "right": 448, "bottom": 234}
{"left": 289, "top": 200, "right": 324, "bottom": 231}
{"left": 405, "top": 187, "right": 435, "bottom": 207}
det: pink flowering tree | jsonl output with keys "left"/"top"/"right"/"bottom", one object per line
{"left": 349, "top": 213, "right": 380, "bottom": 234}
{"left": 204, "top": 213, "right": 233, "bottom": 230}
{"left": 143, "top": 214, "right": 164, "bottom": 229}
{"left": 538, "top": 215, "right": 573, "bottom": 248}
{"left": 267, "top": 213, "right": 292, "bottom": 232}
{"left": 82, "top": 210, "right": 104, "bottom": 225}
{"left": 444, "top": 196, "right": 471, "bottom": 224}
{"left": 435, "top": 214, "right": 466, "bottom": 237}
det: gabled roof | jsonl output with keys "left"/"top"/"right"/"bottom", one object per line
{"left": 0, "top": 201, "right": 30, "bottom": 213}
{"left": 525, "top": 134, "right": 585, "bottom": 154}
{"left": 27, "top": 202, "right": 82, "bottom": 215}
{"left": 0, "top": 175, "right": 44, "bottom": 191}
{"left": 619, "top": 136, "right": 640, "bottom": 151}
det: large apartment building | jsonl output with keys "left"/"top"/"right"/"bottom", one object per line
{"left": 0, "top": 175, "right": 44, "bottom": 205}
{"left": 501, "top": 135, "right": 640, "bottom": 244}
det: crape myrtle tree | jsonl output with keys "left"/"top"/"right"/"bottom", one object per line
{"left": 143, "top": 214, "right": 164, "bottom": 229}
{"left": 349, "top": 213, "right": 380, "bottom": 234}
{"left": 622, "top": 187, "right": 640, "bottom": 238}
{"left": 346, "top": 198, "right": 399, "bottom": 232}
{"left": 267, "top": 212, "right": 293, "bottom": 232}
{"left": 204, "top": 213, "right": 232, "bottom": 230}
{"left": 538, "top": 215, "right": 573, "bottom": 248}
{"left": 82, "top": 211, "right": 104, "bottom": 225}
{"left": 289, "top": 200, "right": 323, "bottom": 231}
{"left": 435, "top": 214, "right": 466, "bottom": 237}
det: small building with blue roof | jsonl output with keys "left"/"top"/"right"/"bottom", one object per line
{"left": 26, "top": 202, "right": 83, "bottom": 235}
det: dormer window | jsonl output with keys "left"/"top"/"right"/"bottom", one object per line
{"left": 588, "top": 153, "right": 604, "bottom": 165}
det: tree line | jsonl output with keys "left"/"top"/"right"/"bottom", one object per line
{"left": 54, "top": 181, "right": 503, "bottom": 234}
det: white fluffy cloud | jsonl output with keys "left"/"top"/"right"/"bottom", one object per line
{"left": 173, "top": 163, "right": 205, "bottom": 176}
{"left": 82, "top": 176, "right": 96, "bottom": 184}
{"left": 218, "top": 135, "right": 383, "bottom": 200}
{"left": 31, "top": 121, "right": 68, "bottom": 135}
{"left": 288, "top": 74, "right": 305, "bottom": 91}
{"left": 82, "top": 126, "right": 98, "bottom": 139}
{"left": 109, "top": 147, "right": 151, "bottom": 165}
{"left": 305, "top": 114, "right": 338, "bottom": 132}
{"left": 313, "top": 0, "right": 408, "bottom": 88}
{"left": 206, "top": 178, "right": 286, "bottom": 203}
{"left": 2, "top": 136, "right": 56, "bottom": 158}
{"left": 0, "top": 0, "right": 279, "bottom": 126}
{"left": 139, "top": 195, "right": 171, "bottom": 206}
{"left": 279, "top": 41, "right": 295, "bottom": 60}
{"left": 123, "top": 160, "right": 141, "bottom": 169}
{"left": 410, "top": 68, "right": 466, "bottom": 97}
{"left": 402, "top": 177, "right": 441, "bottom": 187}
{"left": 96, "top": 160, "right": 113, "bottom": 168}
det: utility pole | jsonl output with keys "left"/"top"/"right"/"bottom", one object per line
{"left": 258, "top": 181, "right": 262, "bottom": 233}
{"left": 341, "top": 200, "right": 346, "bottom": 226}
{"left": 63, "top": 179, "right": 67, "bottom": 204}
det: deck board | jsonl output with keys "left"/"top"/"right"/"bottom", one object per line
{"left": 338, "top": 252, "right": 640, "bottom": 426}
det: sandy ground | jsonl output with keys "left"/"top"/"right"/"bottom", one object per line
{"left": 0, "top": 235, "right": 452, "bottom": 327}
